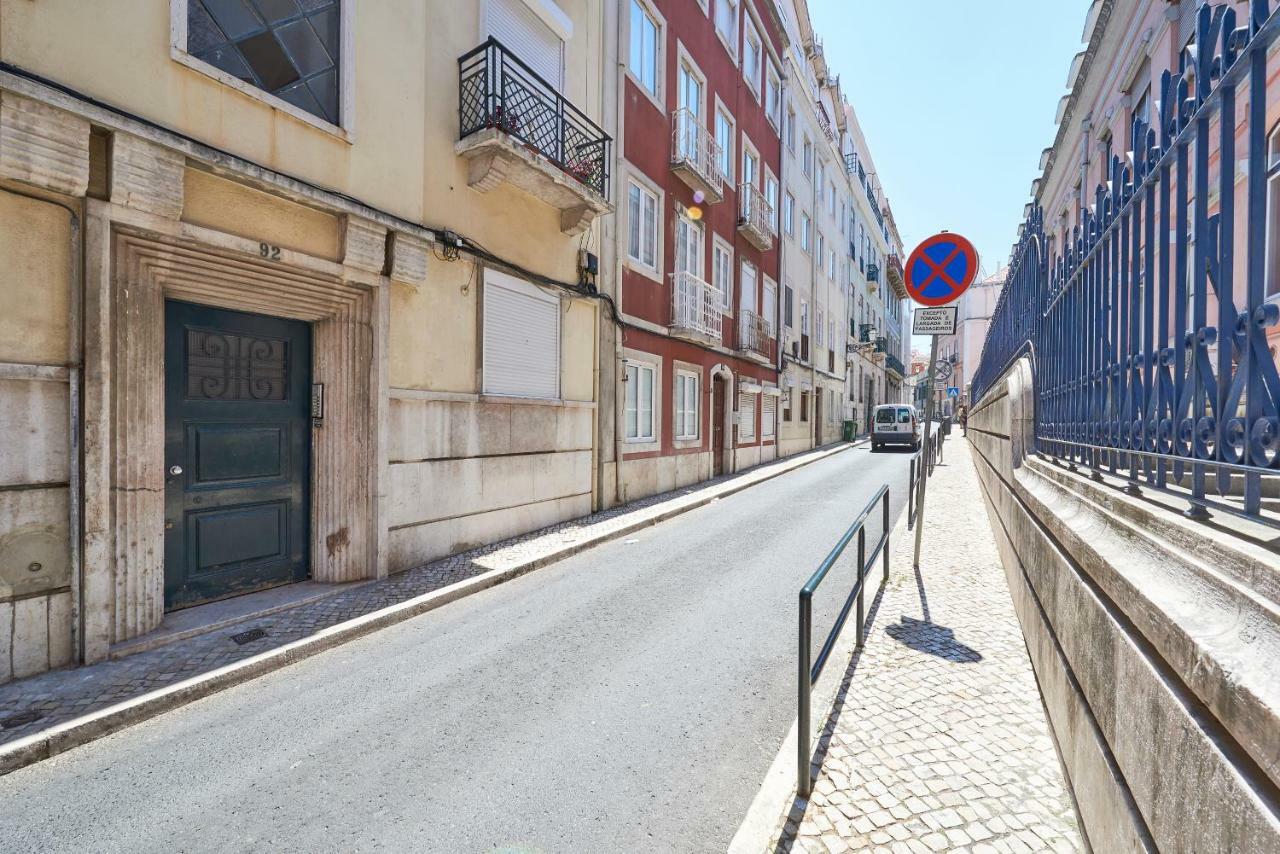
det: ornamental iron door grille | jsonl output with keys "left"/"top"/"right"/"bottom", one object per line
{"left": 972, "top": 1, "right": 1280, "bottom": 523}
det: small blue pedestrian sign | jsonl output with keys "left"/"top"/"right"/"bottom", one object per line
{"left": 947, "top": 387, "right": 960, "bottom": 398}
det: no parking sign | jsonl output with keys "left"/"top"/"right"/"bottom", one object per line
{"left": 905, "top": 232, "right": 979, "bottom": 307}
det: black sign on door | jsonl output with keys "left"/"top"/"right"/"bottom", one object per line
{"left": 164, "top": 301, "right": 311, "bottom": 610}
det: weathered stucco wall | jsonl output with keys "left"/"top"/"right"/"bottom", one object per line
{"left": 968, "top": 356, "right": 1280, "bottom": 854}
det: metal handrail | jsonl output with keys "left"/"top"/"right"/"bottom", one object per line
{"left": 798, "top": 485, "right": 891, "bottom": 798}
{"left": 907, "top": 427, "right": 944, "bottom": 530}
{"left": 670, "top": 271, "right": 723, "bottom": 341}
{"left": 458, "top": 37, "right": 612, "bottom": 198}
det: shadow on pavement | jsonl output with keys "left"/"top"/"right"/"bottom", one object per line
{"left": 884, "top": 616, "right": 982, "bottom": 663}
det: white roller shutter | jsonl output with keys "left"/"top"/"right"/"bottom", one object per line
{"left": 483, "top": 270, "right": 561, "bottom": 400}
{"left": 738, "top": 391, "right": 756, "bottom": 439}
{"left": 486, "top": 0, "right": 564, "bottom": 91}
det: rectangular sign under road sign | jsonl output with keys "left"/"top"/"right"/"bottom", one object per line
{"left": 913, "top": 306, "right": 957, "bottom": 336}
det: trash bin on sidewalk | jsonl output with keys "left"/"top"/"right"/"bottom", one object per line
{"left": 842, "top": 420, "right": 855, "bottom": 442}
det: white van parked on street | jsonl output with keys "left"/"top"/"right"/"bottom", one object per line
{"left": 871, "top": 404, "right": 921, "bottom": 452}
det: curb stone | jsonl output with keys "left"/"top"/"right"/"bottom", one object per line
{"left": 0, "top": 439, "right": 865, "bottom": 776}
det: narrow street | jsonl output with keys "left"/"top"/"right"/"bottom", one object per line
{"left": 0, "top": 445, "right": 915, "bottom": 853}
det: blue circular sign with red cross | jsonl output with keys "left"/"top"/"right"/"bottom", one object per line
{"left": 904, "top": 232, "right": 979, "bottom": 307}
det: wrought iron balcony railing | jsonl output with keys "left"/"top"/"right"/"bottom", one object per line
{"left": 737, "top": 182, "right": 775, "bottom": 251}
{"left": 458, "top": 38, "right": 611, "bottom": 199}
{"left": 670, "top": 108, "right": 724, "bottom": 201}
{"left": 739, "top": 308, "right": 773, "bottom": 358}
{"left": 670, "top": 271, "right": 723, "bottom": 342}
{"left": 859, "top": 323, "right": 875, "bottom": 344}
{"left": 886, "top": 353, "right": 907, "bottom": 378}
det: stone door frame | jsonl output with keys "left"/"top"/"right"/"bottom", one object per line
{"left": 81, "top": 200, "right": 388, "bottom": 662}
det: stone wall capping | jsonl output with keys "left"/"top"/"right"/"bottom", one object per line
{"left": 388, "top": 231, "right": 429, "bottom": 288}
{"left": 108, "top": 133, "right": 183, "bottom": 219}
{"left": 341, "top": 215, "right": 387, "bottom": 275}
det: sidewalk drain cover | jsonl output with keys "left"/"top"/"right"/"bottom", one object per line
{"left": 1, "top": 710, "right": 43, "bottom": 729}
{"left": 231, "top": 627, "right": 268, "bottom": 646}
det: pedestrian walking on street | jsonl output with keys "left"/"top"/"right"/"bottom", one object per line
{"left": 959, "top": 404, "right": 969, "bottom": 437}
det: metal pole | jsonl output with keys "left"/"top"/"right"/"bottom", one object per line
{"left": 882, "top": 489, "right": 890, "bottom": 582}
{"left": 913, "top": 335, "right": 941, "bottom": 571}
{"left": 798, "top": 591, "right": 812, "bottom": 798}
{"left": 907, "top": 457, "right": 916, "bottom": 529}
{"left": 855, "top": 528, "right": 866, "bottom": 648}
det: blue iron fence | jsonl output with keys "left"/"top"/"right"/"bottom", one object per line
{"left": 972, "top": 1, "right": 1280, "bottom": 522}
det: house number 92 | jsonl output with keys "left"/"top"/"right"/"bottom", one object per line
{"left": 259, "top": 242, "right": 282, "bottom": 260}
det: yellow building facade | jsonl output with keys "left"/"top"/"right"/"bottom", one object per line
{"left": 0, "top": 0, "right": 611, "bottom": 682}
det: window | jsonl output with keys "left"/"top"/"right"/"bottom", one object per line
{"left": 712, "top": 238, "right": 733, "bottom": 312}
{"left": 783, "top": 389, "right": 793, "bottom": 422}
{"left": 628, "top": 0, "right": 660, "bottom": 97}
{"left": 741, "top": 260, "right": 758, "bottom": 316}
{"left": 743, "top": 147, "right": 758, "bottom": 188}
{"left": 818, "top": 233, "right": 825, "bottom": 265}
{"left": 765, "top": 174, "right": 779, "bottom": 231}
{"left": 675, "top": 212, "right": 704, "bottom": 277}
{"left": 715, "top": 0, "right": 738, "bottom": 52}
{"left": 801, "top": 214, "right": 811, "bottom": 252}
{"left": 801, "top": 300, "right": 809, "bottom": 336}
{"left": 624, "top": 361, "right": 656, "bottom": 441}
{"left": 762, "top": 393, "right": 776, "bottom": 437}
{"left": 184, "top": 0, "right": 342, "bottom": 125}
{"left": 763, "top": 278, "right": 777, "bottom": 336}
{"left": 828, "top": 247, "right": 836, "bottom": 280}
{"left": 785, "top": 102, "right": 796, "bottom": 151}
{"left": 675, "top": 371, "right": 700, "bottom": 440}
{"left": 1266, "top": 123, "right": 1280, "bottom": 296}
{"left": 784, "top": 283, "right": 794, "bottom": 328}
{"left": 783, "top": 192, "right": 795, "bottom": 235}
{"left": 800, "top": 390, "right": 809, "bottom": 422}
{"left": 816, "top": 160, "right": 824, "bottom": 189}
{"left": 678, "top": 60, "right": 703, "bottom": 119}
{"left": 716, "top": 107, "right": 734, "bottom": 178}
{"left": 486, "top": 0, "right": 564, "bottom": 90}
{"left": 626, "top": 180, "right": 658, "bottom": 269}
{"left": 817, "top": 307, "right": 824, "bottom": 347}
{"left": 738, "top": 391, "right": 756, "bottom": 440}
{"left": 828, "top": 182, "right": 837, "bottom": 216}
{"left": 483, "top": 269, "right": 560, "bottom": 400}
{"left": 766, "top": 64, "right": 782, "bottom": 128}
{"left": 742, "top": 17, "right": 762, "bottom": 94}
{"left": 802, "top": 136, "right": 813, "bottom": 177}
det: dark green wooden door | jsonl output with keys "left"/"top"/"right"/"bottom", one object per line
{"left": 164, "top": 300, "right": 311, "bottom": 610}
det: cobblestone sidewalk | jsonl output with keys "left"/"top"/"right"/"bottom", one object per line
{"left": 0, "top": 443, "right": 854, "bottom": 756}
{"left": 772, "top": 439, "right": 1082, "bottom": 854}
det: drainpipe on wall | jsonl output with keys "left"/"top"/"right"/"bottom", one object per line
{"left": 597, "top": 0, "right": 623, "bottom": 511}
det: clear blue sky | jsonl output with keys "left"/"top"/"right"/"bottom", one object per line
{"left": 809, "top": 0, "right": 1092, "bottom": 278}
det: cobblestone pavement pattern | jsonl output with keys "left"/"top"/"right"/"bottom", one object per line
{"left": 0, "top": 445, "right": 850, "bottom": 748}
{"left": 772, "top": 439, "right": 1082, "bottom": 854}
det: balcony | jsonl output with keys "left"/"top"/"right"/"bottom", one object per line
{"left": 739, "top": 309, "right": 774, "bottom": 361}
{"left": 873, "top": 336, "right": 888, "bottom": 362}
{"left": 886, "top": 353, "right": 906, "bottom": 380}
{"left": 867, "top": 263, "right": 880, "bottom": 284}
{"left": 886, "top": 253, "right": 907, "bottom": 298}
{"left": 670, "top": 109, "right": 724, "bottom": 204}
{"left": 737, "top": 183, "right": 775, "bottom": 251}
{"left": 670, "top": 271, "right": 723, "bottom": 345}
{"left": 457, "top": 38, "right": 613, "bottom": 236}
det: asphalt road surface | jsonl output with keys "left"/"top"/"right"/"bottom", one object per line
{"left": 0, "top": 443, "right": 918, "bottom": 853}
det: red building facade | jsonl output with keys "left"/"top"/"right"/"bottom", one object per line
{"left": 614, "top": 0, "right": 785, "bottom": 500}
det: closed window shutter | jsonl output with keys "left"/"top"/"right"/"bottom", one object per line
{"left": 738, "top": 391, "right": 755, "bottom": 439}
{"left": 1177, "top": 0, "right": 1198, "bottom": 46}
{"left": 486, "top": 0, "right": 564, "bottom": 90}
{"left": 483, "top": 270, "right": 560, "bottom": 399}
{"left": 762, "top": 395, "right": 776, "bottom": 436}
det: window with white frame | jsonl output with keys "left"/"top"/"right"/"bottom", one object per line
{"left": 762, "top": 393, "right": 776, "bottom": 437}
{"left": 785, "top": 101, "right": 796, "bottom": 151}
{"left": 675, "top": 371, "right": 700, "bottom": 440}
{"left": 817, "top": 307, "right": 825, "bottom": 347}
{"left": 828, "top": 247, "right": 836, "bottom": 279}
{"left": 816, "top": 160, "right": 824, "bottom": 188}
{"left": 483, "top": 269, "right": 560, "bottom": 400}
{"left": 628, "top": 0, "right": 661, "bottom": 98}
{"left": 624, "top": 361, "right": 656, "bottom": 441}
{"left": 675, "top": 212, "right": 704, "bottom": 277}
{"left": 741, "top": 260, "right": 758, "bottom": 316}
{"left": 766, "top": 63, "right": 781, "bottom": 128}
{"left": 715, "top": 0, "right": 738, "bottom": 51}
{"left": 782, "top": 388, "right": 793, "bottom": 421}
{"left": 183, "top": 0, "right": 343, "bottom": 125}
{"left": 716, "top": 107, "right": 734, "bottom": 178}
{"left": 738, "top": 391, "right": 756, "bottom": 439}
{"left": 765, "top": 173, "right": 779, "bottom": 231}
{"left": 743, "top": 145, "right": 758, "bottom": 188}
{"left": 802, "top": 136, "right": 813, "bottom": 177}
{"left": 742, "top": 16, "right": 762, "bottom": 94}
{"left": 763, "top": 278, "right": 777, "bottom": 337}
{"left": 784, "top": 282, "right": 794, "bottom": 328}
{"left": 783, "top": 192, "right": 795, "bottom": 235}
{"left": 828, "top": 181, "right": 837, "bottom": 216}
{"left": 1267, "top": 122, "right": 1280, "bottom": 296}
{"left": 627, "top": 179, "right": 658, "bottom": 270}
{"left": 801, "top": 213, "right": 811, "bottom": 252}
{"left": 818, "top": 232, "right": 825, "bottom": 266}
{"left": 712, "top": 237, "right": 733, "bottom": 312}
